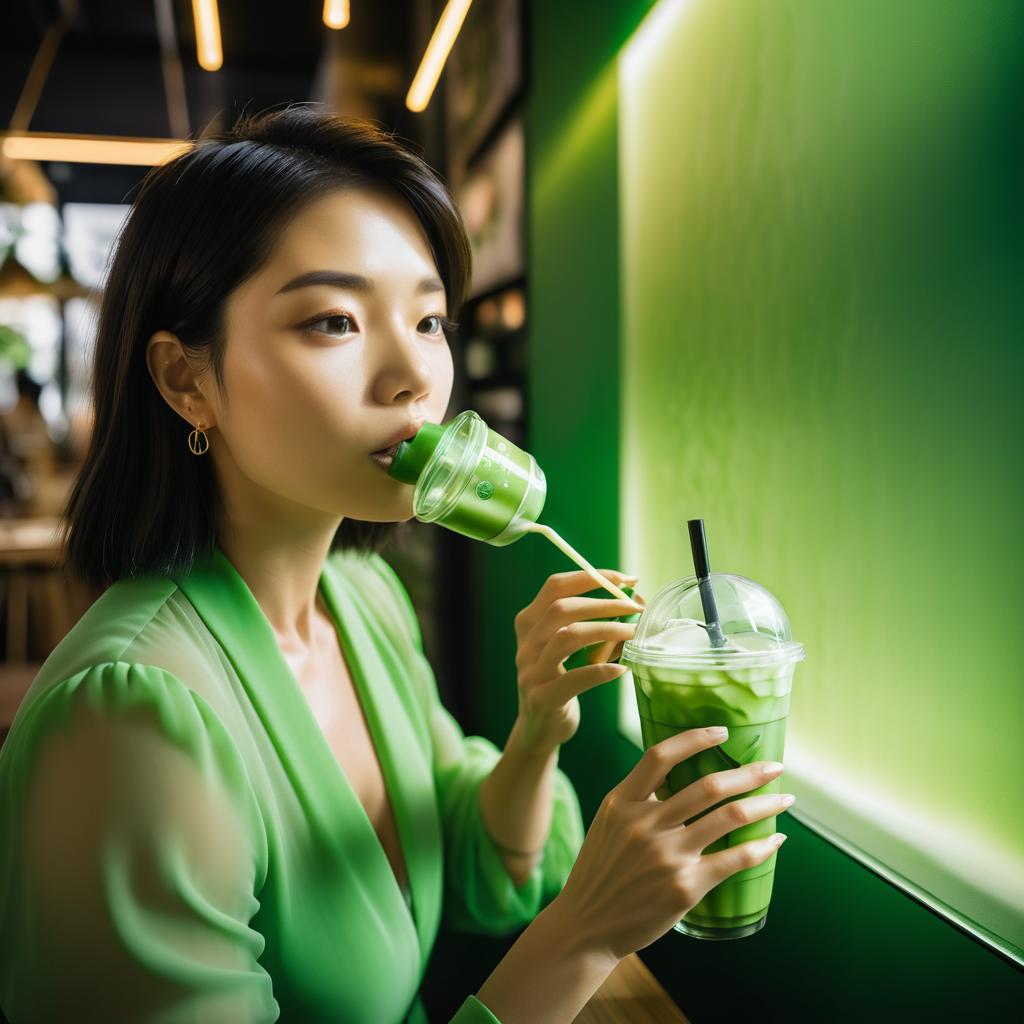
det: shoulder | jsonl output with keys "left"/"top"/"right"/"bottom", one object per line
{"left": 5, "top": 661, "right": 244, "bottom": 774}
{"left": 1, "top": 660, "right": 264, "bottom": 844}
{"left": 15, "top": 572, "right": 225, "bottom": 733}
{"left": 32, "top": 573, "right": 177, "bottom": 683}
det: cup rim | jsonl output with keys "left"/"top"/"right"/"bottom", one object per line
{"left": 621, "top": 639, "right": 805, "bottom": 669}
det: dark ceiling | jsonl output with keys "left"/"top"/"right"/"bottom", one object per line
{"left": 1, "top": 0, "right": 441, "bottom": 203}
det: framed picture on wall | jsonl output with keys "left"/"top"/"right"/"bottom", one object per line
{"left": 455, "top": 113, "right": 523, "bottom": 298}
{"left": 444, "top": 0, "right": 521, "bottom": 188}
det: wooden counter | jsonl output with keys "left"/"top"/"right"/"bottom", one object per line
{"left": 575, "top": 952, "right": 691, "bottom": 1023}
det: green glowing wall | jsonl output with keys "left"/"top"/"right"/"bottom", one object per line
{"left": 618, "top": 0, "right": 1023, "bottom": 964}
{"left": 468, "top": 0, "right": 1024, "bottom": 1014}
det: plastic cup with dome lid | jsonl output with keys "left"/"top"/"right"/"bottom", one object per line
{"left": 620, "top": 519, "right": 805, "bottom": 941}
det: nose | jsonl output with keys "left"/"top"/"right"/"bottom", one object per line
{"left": 371, "top": 322, "right": 433, "bottom": 406}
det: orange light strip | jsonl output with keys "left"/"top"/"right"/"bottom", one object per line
{"left": 406, "top": 0, "right": 473, "bottom": 112}
{"left": 192, "top": 0, "right": 223, "bottom": 71}
{"left": 0, "top": 132, "right": 192, "bottom": 166}
{"left": 323, "top": 0, "right": 351, "bottom": 30}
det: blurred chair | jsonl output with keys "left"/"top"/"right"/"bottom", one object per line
{"left": 0, "top": 515, "right": 98, "bottom": 749}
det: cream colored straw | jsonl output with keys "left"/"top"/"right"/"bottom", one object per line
{"left": 525, "top": 523, "right": 643, "bottom": 607}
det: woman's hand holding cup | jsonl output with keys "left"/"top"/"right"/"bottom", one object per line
{"left": 552, "top": 726, "right": 793, "bottom": 961}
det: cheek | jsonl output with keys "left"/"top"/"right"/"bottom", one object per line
{"left": 216, "top": 348, "right": 359, "bottom": 483}
{"left": 430, "top": 344, "right": 456, "bottom": 417}
{"left": 216, "top": 339, "right": 454, "bottom": 480}
{"left": 225, "top": 337, "right": 357, "bottom": 421}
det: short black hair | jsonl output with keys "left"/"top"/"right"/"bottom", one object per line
{"left": 60, "top": 104, "right": 471, "bottom": 591}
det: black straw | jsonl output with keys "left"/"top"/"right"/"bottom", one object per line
{"left": 687, "top": 518, "right": 727, "bottom": 648}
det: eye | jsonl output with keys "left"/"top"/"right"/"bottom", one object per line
{"left": 302, "top": 312, "right": 356, "bottom": 336}
{"left": 423, "top": 315, "right": 459, "bottom": 336}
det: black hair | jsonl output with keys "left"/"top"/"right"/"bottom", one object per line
{"left": 60, "top": 104, "right": 471, "bottom": 590}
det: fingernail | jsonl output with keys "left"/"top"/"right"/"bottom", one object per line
{"left": 780, "top": 794, "right": 796, "bottom": 808}
{"left": 709, "top": 726, "right": 728, "bottom": 739}
{"left": 772, "top": 833, "right": 788, "bottom": 847}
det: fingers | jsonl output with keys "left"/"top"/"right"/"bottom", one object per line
{"left": 694, "top": 832, "right": 788, "bottom": 892}
{"left": 655, "top": 760, "right": 785, "bottom": 829}
{"left": 618, "top": 727, "right": 729, "bottom": 803}
{"left": 540, "top": 620, "right": 637, "bottom": 669}
{"left": 544, "top": 593, "right": 647, "bottom": 665}
{"left": 517, "top": 570, "right": 640, "bottom": 631}
{"left": 538, "top": 595, "right": 645, "bottom": 633}
{"left": 678, "top": 789, "right": 793, "bottom": 854}
{"left": 545, "top": 568, "right": 638, "bottom": 598}
{"left": 535, "top": 661, "right": 629, "bottom": 708}
{"left": 584, "top": 591, "right": 647, "bottom": 665}
{"left": 585, "top": 638, "right": 621, "bottom": 665}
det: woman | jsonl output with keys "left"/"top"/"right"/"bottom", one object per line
{"left": 0, "top": 106, "right": 791, "bottom": 1023}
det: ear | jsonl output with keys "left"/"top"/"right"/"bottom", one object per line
{"left": 145, "top": 330, "right": 217, "bottom": 432}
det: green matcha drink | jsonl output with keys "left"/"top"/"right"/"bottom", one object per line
{"left": 622, "top": 573, "right": 804, "bottom": 940}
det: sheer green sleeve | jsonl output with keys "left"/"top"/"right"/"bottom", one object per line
{"left": 365, "top": 555, "right": 585, "bottom": 937}
{"left": 450, "top": 993, "right": 502, "bottom": 1022}
{"left": 0, "top": 661, "right": 277, "bottom": 1022}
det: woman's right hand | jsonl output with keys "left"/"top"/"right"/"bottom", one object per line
{"left": 553, "top": 726, "right": 793, "bottom": 961}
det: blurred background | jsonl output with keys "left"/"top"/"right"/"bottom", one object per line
{"left": 0, "top": 0, "right": 526, "bottom": 728}
{"left": 1, "top": 0, "right": 1021, "bottom": 1019}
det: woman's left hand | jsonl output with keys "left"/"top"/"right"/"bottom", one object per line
{"left": 513, "top": 569, "right": 647, "bottom": 754}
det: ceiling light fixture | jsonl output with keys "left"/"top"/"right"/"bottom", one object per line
{"left": 323, "top": 1, "right": 350, "bottom": 30}
{"left": 192, "top": 0, "right": 223, "bottom": 71}
{"left": 406, "top": 0, "right": 474, "bottom": 112}
{"left": 0, "top": 132, "right": 191, "bottom": 166}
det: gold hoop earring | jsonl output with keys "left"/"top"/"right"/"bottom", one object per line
{"left": 188, "top": 421, "right": 210, "bottom": 455}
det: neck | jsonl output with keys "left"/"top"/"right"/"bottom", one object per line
{"left": 208, "top": 441, "right": 348, "bottom": 652}
{"left": 217, "top": 519, "right": 341, "bottom": 652}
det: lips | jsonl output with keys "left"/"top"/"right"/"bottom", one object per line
{"left": 371, "top": 422, "right": 423, "bottom": 456}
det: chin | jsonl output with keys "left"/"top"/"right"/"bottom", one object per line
{"left": 360, "top": 481, "right": 416, "bottom": 523}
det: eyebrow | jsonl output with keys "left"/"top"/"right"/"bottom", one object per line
{"left": 274, "top": 270, "right": 445, "bottom": 297}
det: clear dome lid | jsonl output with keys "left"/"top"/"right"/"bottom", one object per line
{"left": 621, "top": 572, "right": 804, "bottom": 668}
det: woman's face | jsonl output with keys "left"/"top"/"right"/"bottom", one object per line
{"left": 202, "top": 186, "right": 456, "bottom": 525}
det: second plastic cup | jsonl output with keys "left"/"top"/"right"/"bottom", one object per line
{"left": 621, "top": 572, "right": 804, "bottom": 940}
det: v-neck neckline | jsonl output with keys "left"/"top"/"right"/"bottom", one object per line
{"left": 167, "top": 543, "right": 441, "bottom": 959}
{"left": 314, "top": 559, "right": 412, "bottom": 899}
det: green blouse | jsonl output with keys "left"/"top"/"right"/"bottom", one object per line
{"left": 0, "top": 544, "right": 585, "bottom": 1022}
